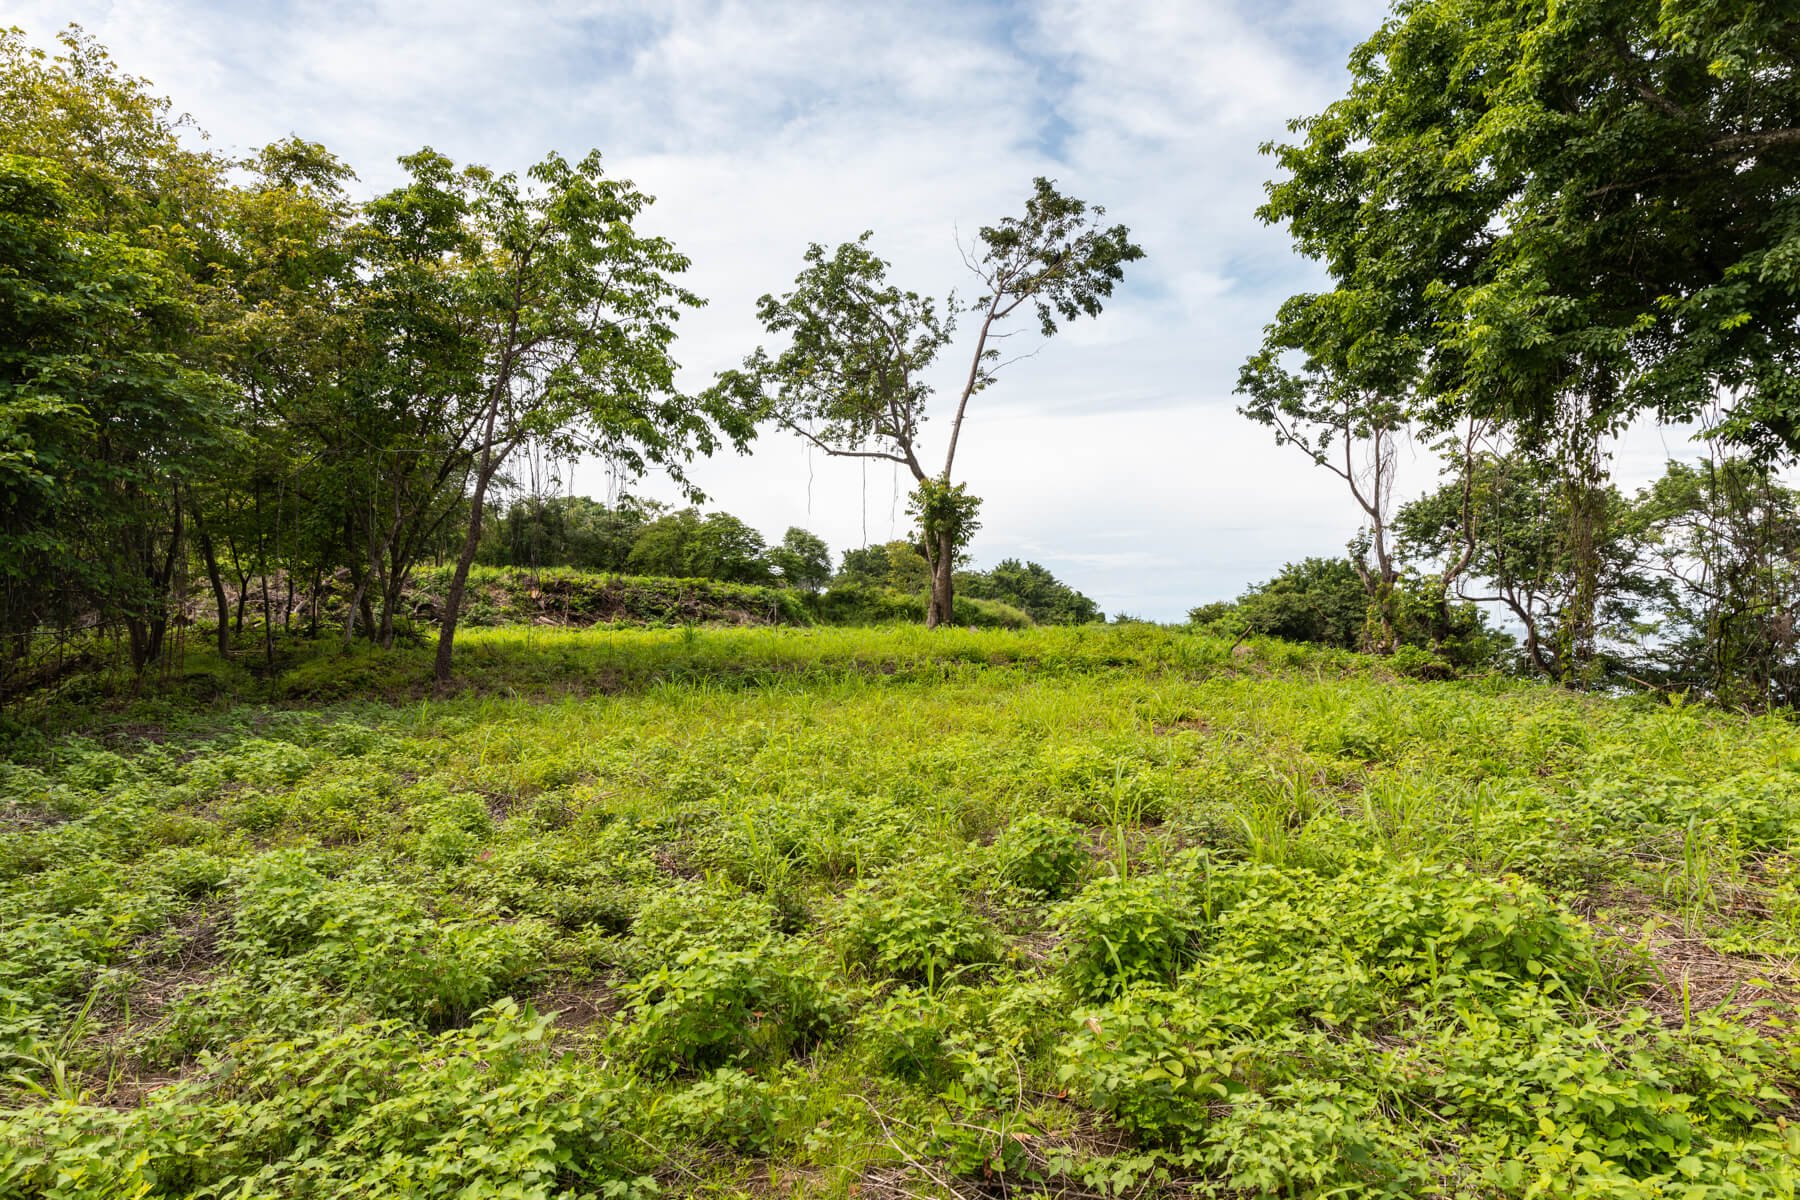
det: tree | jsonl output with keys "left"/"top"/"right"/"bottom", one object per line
{"left": 836, "top": 541, "right": 932, "bottom": 593}
{"left": 1632, "top": 457, "right": 1800, "bottom": 709}
{"left": 625, "top": 508, "right": 771, "bottom": 584}
{"left": 0, "top": 28, "right": 232, "bottom": 672}
{"left": 958, "top": 559, "right": 1102, "bottom": 624}
{"left": 715, "top": 179, "right": 1143, "bottom": 627}
{"left": 1259, "top": 0, "right": 1800, "bottom": 457}
{"left": 1189, "top": 556, "right": 1511, "bottom": 670}
{"left": 204, "top": 137, "right": 362, "bottom": 660}
{"left": 0, "top": 153, "right": 225, "bottom": 670}
{"left": 477, "top": 494, "right": 660, "bottom": 571}
{"left": 769, "top": 527, "right": 832, "bottom": 593}
{"left": 1190, "top": 557, "right": 1368, "bottom": 649}
{"left": 1238, "top": 296, "right": 1415, "bottom": 652}
{"left": 422, "top": 148, "right": 751, "bottom": 685}
{"left": 1398, "top": 452, "right": 1650, "bottom": 681}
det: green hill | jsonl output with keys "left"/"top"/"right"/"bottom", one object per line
{"left": 2, "top": 624, "right": 1796, "bottom": 1197}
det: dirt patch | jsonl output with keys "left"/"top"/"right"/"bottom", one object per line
{"left": 1634, "top": 927, "right": 1800, "bottom": 1029}
{"left": 118, "top": 907, "right": 226, "bottom": 1021}
{"left": 1576, "top": 885, "right": 1800, "bottom": 1030}
{"left": 1152, "top": 717, "right": 1210, "bottom": 737}
{"left": 480, "top": 791, "right": 515, "bottom": 823}
{"left": 530, "top": 979, "right": 622, "bottom": 1030}
{"left": 653, "top": 846, "right": 700, "bottom": 880}
{"left": 0, "top": 802, "right": 72, "bottom": 832}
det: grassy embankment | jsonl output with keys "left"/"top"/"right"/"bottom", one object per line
{"left": 1, "top": 623, "right": 1797, "bottom": 1198}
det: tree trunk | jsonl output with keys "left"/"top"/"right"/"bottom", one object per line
{"left": 341, "top": 570, "right": 368, "bottom": 646}
{"left": 260, "top": 572, "right": 274, "bottom": 666}
{"left": 193, "top": 512, "right": 231, "bottom": 659}
{"left": 926, "top": 530, "right": 954, "bottom": 628}
{"left": 434, "top": 464, "right": 498, "bottom": 687}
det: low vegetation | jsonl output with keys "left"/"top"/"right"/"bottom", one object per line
{"left": 5, "top": 6, "right": 1800, "bottom": 1197}
{"left": 2, "top": 624, "right": 1796, "bottom": 1198}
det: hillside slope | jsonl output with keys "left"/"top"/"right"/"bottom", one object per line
{"left": 1, "top": 625, "right": 1796, "bottom": 1198}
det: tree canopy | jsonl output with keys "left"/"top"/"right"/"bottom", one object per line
{"left": 1259, "top": 0, "right": 1800, "bottom": 453}
{"left": 714, "top": 179, "right": 1143, "bottom": 626}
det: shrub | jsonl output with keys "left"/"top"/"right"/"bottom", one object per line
{"left": 1205, "top": 859, "right": 1602, "bottom": 999}
{"left": 1201, "top": 1081, "right": 1418, "bottom": 1196}
{"left": 855, "top": 985, "right": 958, "bottom": 1083}
{"left": 229, "top": 850, "right": 334, "bottom": 954}
{"left": 227, "top": 853, "right": 548, "bottom": 1025}
{"left": 656, "top": 1066, "right": 793, "bottom": 1153}
{"left": 142, "top": 846, "right": 230, "bottom": 897}
{"left": 811, "top": 583, "right": 1032, "bottom": 629}
{"left": 621, "top": 939, "right": 841, "bottom": 1075}
{"left": 0, "top": 1002, "right": 657, "bottom": 1200}
{"left": 837, "top": 868, "right": 998, "bottom": 985}
{"left": 1056, "top": 987, "right": 1243, "bottom": 1148}
{"left": 1053, "top": 874, "right": 1199, "bottom": 1000}
{"left": 991, "top": 812, "right": 1087, "bottom": 897}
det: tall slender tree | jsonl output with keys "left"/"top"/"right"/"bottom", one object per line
{"left": 714, "top": 179, "right": 1143, "bottom": 626}
{"left": 423, "top": 149, "right": 750, "bottom": 684}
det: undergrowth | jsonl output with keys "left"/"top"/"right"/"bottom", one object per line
{"left": 0, "top": 624, "right": 1796, "bottom": 1198}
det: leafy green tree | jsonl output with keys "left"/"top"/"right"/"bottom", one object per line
{"left": 420, "top": 149, "right": 750, "bottom": 684}
{"left": 1259, "top": 0, "right": 1800, "bottom": 456}
{"left": 835, "top": 541, "right": 932, "bottom": 593}
{"left": 1398, "top": 453, "right": 1649, "bottom": 680}
{"left": 0, "top": 153, "right": 225, "bottom": 669}
{"left": 1190, "top": 558, "right": 1368, "bottom": 649}
{"left": 201, "top": 138, "right": 363, "bottom": 659}
{"left": 1631, "top": 458, "right": 1800, "bottom": 709}
{"left": 1191, "top": 556, "right": 1510, "bottom": 670}
{"left": 478, "top": 495, "right": 659, "bottom": 571}
{"left": 769, "top": 528, "right": 832, "bottom": 593}
{"left": 714, "top": 179, "right": 1142, "bottom": 627}
{"left": 0, "top": 29, "right": 239, "bottom": 671}
{"left": 1238, "top": 306, "right": 1414, "bottom": 652}
{"left": 958, "top": 559, "right": 1102, "bottom": 625}
{"left": 626, "top": 509, "right": 772, "bottom": 584}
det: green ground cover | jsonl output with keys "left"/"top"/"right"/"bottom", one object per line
{"left": 1, "top": 625, "right": 1797, "bottom": 1198}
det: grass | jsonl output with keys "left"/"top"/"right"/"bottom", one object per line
{"left": 1, "top": 623, "right": 1797, "bottom": 1198}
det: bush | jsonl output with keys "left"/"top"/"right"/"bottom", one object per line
{"left": 1056, "top": 987, "right": 1242, "bottom": 1147}
{"left": 409, "top": 565, "right": 809, "bottom": 627}
{"left": 957, "top": 559, "right": 1104, "bottom": 625}
{"left": 621, "top": 939, "right": 841, "bottom": 1075}
{"left": 837, "top": 867, "right": 999, "bottom": 985}
{"left": 227, "top": 852, "right": 548, "bottom": 1025}
{"left": 991, "top": 812, "right": 1088, "bottom": 897}
{"left": 855, "top": 985, "right": 959, "bottom": 1083}
{"left": 812, "top": 583, "right": 1032, "bottom": 629}
{"left": 0, "top": 1001, "right": 657, "bottom": 1200}
{"left": 656, "top": 1066, "right": 794, "bottom": 1152}
{"left": 1053, "top": 874, "right": 1199, "bottom": 1000}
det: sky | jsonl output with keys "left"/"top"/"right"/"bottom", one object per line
{"left": 16, "top": 0, "right": 1716, "bottom": 620}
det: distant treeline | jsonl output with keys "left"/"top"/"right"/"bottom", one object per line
{"left": 475, "top": 494, "right": 1105, "bottom": 626}
{"left": 1193, "top": 457, "right": 1800, "bottom": 704}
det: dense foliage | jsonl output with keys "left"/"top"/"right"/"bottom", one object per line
{"left": 958, "top": 558, "right": 1105, "bottom": 625}
{"left": 1189, "top": 557, "right": 1512, "bottom": 674}
{"left": 0, "top": 31, "right": 746, "bottom": 688}
{"left": 1397, "top": 456, "right": 1800, "bottom": 700}
{"left": 1, "top": 624, "right": 1796, "bottom": 1197}
{"left": 1246, "top": 0, "right": 1800, "bottom": 707}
